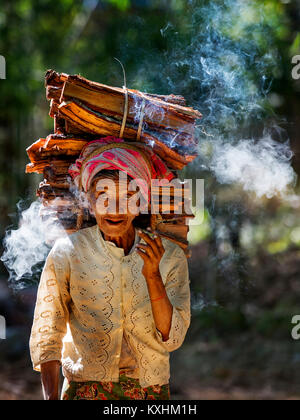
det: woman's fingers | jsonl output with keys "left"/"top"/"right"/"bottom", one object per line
{"left": 136, "top": 248, "right": 151, "bottom": 263}
{"left": 146, "top": 228, "right": 165, "bottom": 255}
{"left": 152, "top": 230, "right": 165, "bottom": 254}
{"left": 136, "top": 243, "right": 155, "bottom": 259}
{"left": 137, "top": 230, "right": 160, "bottom": 257}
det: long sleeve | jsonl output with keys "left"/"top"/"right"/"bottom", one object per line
{"left": 29, "top": 239, "right": 71, "bottom": 371}
{"left": 155, "top": 245, "right": 191, "bottom": 352}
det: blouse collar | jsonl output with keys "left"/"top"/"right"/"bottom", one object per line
{"left": 94, "top": 224, "right": 140, "bottom": 259}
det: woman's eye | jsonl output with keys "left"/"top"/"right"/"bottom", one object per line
{"left": 96, "top": 191, "right": 106, "bottom": 197}
{"left": 127, "top": 191, "right": 137, "bottom": 198}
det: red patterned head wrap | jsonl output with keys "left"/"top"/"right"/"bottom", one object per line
{"left": 68, "top": 136, "right": 175, "bottom": 202}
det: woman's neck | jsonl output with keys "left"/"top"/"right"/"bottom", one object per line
{"left": 102, "top": 224, "right": 136, "bottom": 256}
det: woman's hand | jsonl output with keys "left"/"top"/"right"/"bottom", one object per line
{"left": 136, "top": 229, "right": 165, "bottom": 282}
{"left": 40, "top": 360, "right": 61, "bottom": 400}
{"left": 136, "top": 228, "right": 172, "bottom": 340}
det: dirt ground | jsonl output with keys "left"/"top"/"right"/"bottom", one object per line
{"left": 1, "top": 338, "right": 299, "bottom": 400}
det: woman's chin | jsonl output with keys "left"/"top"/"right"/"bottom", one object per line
{"left": 99, "top": 219, "right": 130, "bottom": 235}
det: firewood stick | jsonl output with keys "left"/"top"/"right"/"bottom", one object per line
{"left": 54, "top": 116, "right": 65, "bottom": 134}
{"left": 47, "top": 86, "right": 62, "bottom": 102}
{"left": 62, "top": 74, "right": 202, "bottom": 120}
{"left": 45, "top": 69, "right": 68, "bottom": 87}
{"left": 57, "top": 100, "right": 197, "bottom": 169}
{"left": 26, "top": 160, "right": 74, "bottom": 174}
{"left": 46, "top": 73, "right": 188, "bottom": 107}
{"left": 61, "top": 81, "right": 198, "bottom": 134}
{"left": 57, "top": 99, "right": 193, "bottom": 144}
{"left": 26, "top": 137, "right": 88, "bottom": 161}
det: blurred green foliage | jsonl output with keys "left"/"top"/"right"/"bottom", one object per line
{"left": 103, "top": 0, "right": 130, "bottom": 11}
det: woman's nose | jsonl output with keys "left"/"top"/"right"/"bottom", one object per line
{"left": 105, "top": 196, "right": 127, "bottom": 214}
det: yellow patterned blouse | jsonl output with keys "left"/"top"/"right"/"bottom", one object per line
{"left": 29, "top": 224, "right": 191, "bottom": 388}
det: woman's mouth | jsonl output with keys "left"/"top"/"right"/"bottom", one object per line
{"left": 104, "top": 218, "right": 125, "bottom": 226}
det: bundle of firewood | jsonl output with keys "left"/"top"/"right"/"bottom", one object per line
{"left": 26, "top": 70, "right": 202, "bottom": 256}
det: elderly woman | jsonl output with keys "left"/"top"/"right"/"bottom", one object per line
{"left": 29, "top": 137, "right": 191, "bottom": 400}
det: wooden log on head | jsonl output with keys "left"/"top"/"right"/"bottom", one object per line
{"left": 47, "top": 86, "right": 62, "bottom": 102}
{"left": 37, "top": 183, "right": 74, "bottom": 198}
{"left": 142, "top": 137, "right": 196, "bottom": 169}
{"left": 26, "top": 159, "right": 74, "bottom": 175}
{"left": 150, "top": 213, "right": 193, "bottom": 257}
{"left": 54, "top": 116, "right": 66, "bottom": 134}
{"left": 26, "top": 136, "right": 88, "bottom": 162}
{"left": 49, "top": 99, "right": 60, "bottom": 118}
{"left": 44, "top": 70, "right": 199, "bottom": 169}
{"left": 26, "top": 70, "right": 199, "bottom": 255}
{"left": 45, "top": 70, "right": 188, "bottom": 107}
{"left": 42, "top": 169, "right": 70, "bottom": 185}
{"left": 60, "top": 80, "right": 200, "bottom": 145}
{"left": 57, "top": 99, "right": 194, "bottom": 145}
{"left": 57, "top": 100, "right": 197, "bottom": 170}
{"left": 151, "top": 206, "right": 192, "bottom": 215}
{"left": 64, "top": 119, "right": 92, "bottom": 135}
{"left": 47, "top": 76, "right": 201, "bottom": 148}
{"left": 156, "top": 221, "right": 189, "bottom": 236}
{"left": 151, "top": 180, "right": 191, "bottom": 197}
{"left": 61, "top": 73, "right": 202, "bottom": 121}
{"left": 40, "top": 179, "right": 70, "bottom": 189}
{"left": 45, "top": 69, "right": 68, "bottom": 88}
{"left": 26, "top": 141, "right": 192, "bottom": 178}
{"left": 146, "top": 93, "right": 187, "bottom": 107}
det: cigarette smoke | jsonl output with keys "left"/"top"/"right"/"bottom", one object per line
{"left": 191, "top": 292, "right": 218, "bottom": 312}
{"left": 210, "top": 136, "right": 295, "bottom": 198}
{"left": 139, "top": 0, "right": 296, "bottom": 196}
{"left": 1, "top": 200, "right": 67, "bottom": 289}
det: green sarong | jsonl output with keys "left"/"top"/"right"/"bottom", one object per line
{"left": 62, "top": 372, "right": 170, "bottom": 400}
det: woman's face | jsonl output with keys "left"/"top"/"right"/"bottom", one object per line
{"left": 88, "top": 174, "right": 140, "bottom": 237}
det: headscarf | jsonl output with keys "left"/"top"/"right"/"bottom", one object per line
{"left": 68, "top": 136, "right": 175, "bottom": 202}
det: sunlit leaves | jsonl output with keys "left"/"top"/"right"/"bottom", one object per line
{"left": 102, "top": 0, "right": 130, "bottom": 11}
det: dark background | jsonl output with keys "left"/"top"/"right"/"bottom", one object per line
{"left": 0, "top": 0, "right": 300, "bottom": 399}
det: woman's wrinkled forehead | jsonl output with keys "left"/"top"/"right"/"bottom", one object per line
{"left": 90, "top": 170, "right": 124, "bottom": 188}
{"left": 89, "top": 171, "right": 137, "bottom": 198}
{"left": 95, "top": 176, "right": 130, "bottom": 191}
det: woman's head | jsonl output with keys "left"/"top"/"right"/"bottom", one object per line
{"left": 68, "top": 136, "right": 176, "bottom": 234}
{"left": 87, "top": 169, "right": 140, "bottom": 237}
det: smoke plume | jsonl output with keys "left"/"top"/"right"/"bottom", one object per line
{"left": 141, "top": 0, "right": 296, "bottom": 195}
{"left": 1, "top": 200, "right": 67, "bottom": 289}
